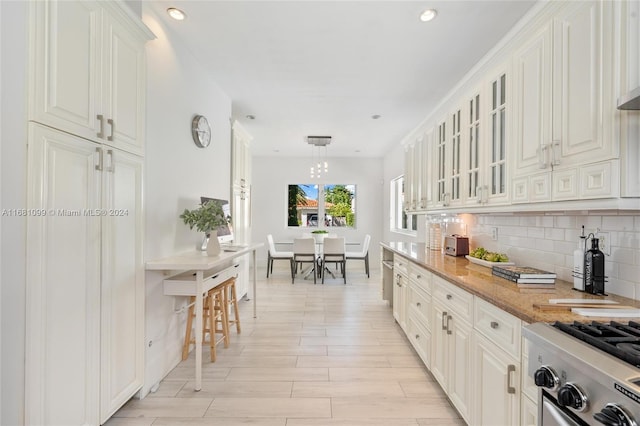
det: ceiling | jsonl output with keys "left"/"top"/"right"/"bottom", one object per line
{"left": 147, "top": 1, "right": 537, "bottom": 157}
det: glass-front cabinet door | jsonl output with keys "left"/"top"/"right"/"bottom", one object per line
{"left": 436, "top": 120, "right": 447, "bottom": 207}
{"left": 450, "top": 108, "right": 462, "bottom": 206}
{"left": 485, "top": 67, "right": 510, "bottom": 205}
{"left": 467, "top": 92, "right": 482, "bottom": 204}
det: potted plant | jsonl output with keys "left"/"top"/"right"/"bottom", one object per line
{"left": 180, "top": 200, "right": 230, "bottom": 256}
{"left": 311, "top": 229, "right": 329, "bottom": 243}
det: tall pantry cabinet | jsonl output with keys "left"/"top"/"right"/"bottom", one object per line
{"left": 25, "top": 1, "right": 154, "bottom": 425}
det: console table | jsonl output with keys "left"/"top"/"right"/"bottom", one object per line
{"left": 146, "top": 243, "right": 263, "bottom": 391}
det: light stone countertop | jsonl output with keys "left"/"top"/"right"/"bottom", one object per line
{"left": 382, "top": 241, "right": 640, "bottom": 324}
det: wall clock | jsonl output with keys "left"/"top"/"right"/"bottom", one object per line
{"left": 191, "top": 115, "right": 211, "bottom": 148}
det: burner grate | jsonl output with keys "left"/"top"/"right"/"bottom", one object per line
{"left": 553, "top": 321, "right": 640, "bottom": 368}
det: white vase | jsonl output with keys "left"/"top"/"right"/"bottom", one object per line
{"left": 206, "top": 231, "right": 221, "bottom": 256}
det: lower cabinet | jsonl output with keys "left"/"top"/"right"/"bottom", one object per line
{"left": 431, "top": 274, "right": 474, "bottom": 425}
{"left": 392, "top": 260, "right": 408, "bottom": 331}
{"left": 472, "top": 333, "right": 521, "bottom": 425}
{"left": 390, "top": 253, "right": 536, "bottom": 426}
{"left": 407, "top": 265, "right": 432, "bottom": 368}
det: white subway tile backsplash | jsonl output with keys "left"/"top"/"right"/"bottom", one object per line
{"left": 555, "top": 216, "right": 577, "bottom": 229}
{"left": 544, "top": 227, "right": 565, "bottom": 241}
{"left": 527, "top": 227, "right": 545, "bottom": 239}
{"left": 603, "top": 215, "right": 635, "bottom": 231}
{"left": 470, "top": 212, "right": 640, "bottom": 301}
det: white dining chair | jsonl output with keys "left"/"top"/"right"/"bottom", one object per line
{"left": 266, "top": 234, "right": 294, "bottom": 278}
{"left": 292, "top": 238, "right": 317, "bottom": 284}
{"left": 345, "top": 234, "right": 371, "bottom": 278}
{"left": 322, "top": 237, "right": 346, "bottom": 284}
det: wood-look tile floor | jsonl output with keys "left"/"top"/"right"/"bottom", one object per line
{"left": 107, "top": 267, "right": 465, "bottom": 426}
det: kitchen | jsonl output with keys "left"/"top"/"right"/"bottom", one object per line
{"left": 1, "top": 0, "right": 639, "bottom": 425}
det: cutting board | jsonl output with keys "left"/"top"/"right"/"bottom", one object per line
{"left": 534, "top": 303, "right": 635, "bottom": 311}
{"left": 571, "top": 308, "right": 640, "bottom": 318}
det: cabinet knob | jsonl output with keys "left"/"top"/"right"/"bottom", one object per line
{"left": 446, "top": 294, "right": 452, "bottom": 300}
{"left": 490, "top": 321, "right": 499, "bottom": 329}
{"left": 415, "top": 334, "right": 420, "bottom": 340}
{"left": 416, "top": 302, "right": 421, "bottom": 307}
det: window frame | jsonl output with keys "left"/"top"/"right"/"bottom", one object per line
{"left": 390, "top": 175, "right": 418, "bottom": 235}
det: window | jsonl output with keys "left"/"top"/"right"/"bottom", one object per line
{"left": 287, "top": 184, "right": 356, "bottom": 228}
{"left": 390, "top": 176, "right": 418, "bottom": 233}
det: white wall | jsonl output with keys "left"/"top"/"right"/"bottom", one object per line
{"left": 251, "top": 156, "right": 384, "bottom": 269}
{"left": 141, "top": 7, "right": 232, "bottom": 396}
{"left": 0, "top": 1, "right": 28, "bottom": 424}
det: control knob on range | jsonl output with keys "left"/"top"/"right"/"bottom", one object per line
{"left": 594, "top": 403, "right": 638, "bottom": 426}
{"left": 534, "top": 366, "right": 560, "bottom": 390}
{"left": 557, "top": 383, "right": 588, "bottom": 412}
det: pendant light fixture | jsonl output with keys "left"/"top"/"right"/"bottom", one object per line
{"left": 308, "top": 136, "right": 331, "bottom": 179}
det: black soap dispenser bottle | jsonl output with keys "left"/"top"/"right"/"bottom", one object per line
{"left": 584, "top": 237, "right": 605, "bottom": 295}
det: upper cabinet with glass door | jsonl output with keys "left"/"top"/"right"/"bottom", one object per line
{"left": 432, "top": 106, "right": 464, "bottom": 209}
{"left": 483, "top": 65, "right": 511, "bottom": 206}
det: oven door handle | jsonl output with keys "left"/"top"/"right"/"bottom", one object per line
{"left": 507, "top": 364, "right": 516, "bottom": 394}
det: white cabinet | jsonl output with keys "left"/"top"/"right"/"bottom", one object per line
{"left": 512, "top": 1, "right": 618, "bottom": 203}
{"left": 431, "top": 277, "right": 473, "bottom": 422}
{"left": 25, "top": 123, "right": 144, "bottom": 425}
{"left": 25, "top": 1, "right": 151, "bottom": 424}
{"left": 433, "top": 109, "right": 464, "bottom": 209}
{"left": 405, "top": 131, "right": 432, "bottom": 212}
{"left": 392, "top": 259, "right": 408, "bottom": 331}
{"left": 231, "top": 121, "right": 253, "bottom": 298}
{"left": 30, "top": 0, "right": 153, "bottom": 155}
{"left": 472, "top": 333, "right": 521, "bottom": 426}
{"left": 406, "top": 265, "right": 432, "bottom": 367}
{"left": 472, "top": 298, "right": 522, "bottom": 425}
{"left": 483, "top": 65, "right": 511, "bottom": 206}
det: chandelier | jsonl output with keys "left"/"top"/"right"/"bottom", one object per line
{"left": 308, "top": 136, "right": 330, "bottom": 179}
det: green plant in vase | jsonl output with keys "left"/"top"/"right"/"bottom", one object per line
{"left": 311, "top": 229, "right": 329, "bottom": 243}
{"left": 180, "top": 200, "right": 230, "bottom": 256}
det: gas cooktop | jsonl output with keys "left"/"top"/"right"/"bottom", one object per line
{"left": 554, "top": 321, "right": 640, "bottom": 369}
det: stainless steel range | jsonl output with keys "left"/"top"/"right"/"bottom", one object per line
{"left": 524, "top": 321, "right": 640, "bottom": 426}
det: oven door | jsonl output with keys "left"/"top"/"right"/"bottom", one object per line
{"left": 541, "top": 390, "right": 589, "bottom": 426}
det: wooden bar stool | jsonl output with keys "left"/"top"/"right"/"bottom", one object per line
{"left": 222, "top": 277, "right": 241, "bottom": 334}
{"left": 182, "top": 286, "right": 229, "bottom": 362}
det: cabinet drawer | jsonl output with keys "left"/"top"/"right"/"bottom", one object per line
{"left": 407, "top": 317, "right": 431, "bottom": 369}
{"left": 409, "top": 264, "right": 432, "bottom": 294}
{"left": 474, "top": 297, "right": 522, "bottom": 358}
{"left": 433, "top": 276, "right": 473, "bottom": 323}
{"left": 394, "top": 257, "right": 409, "bottom": 276}
{"left": 408, "top": 283, "right": 431, "bottom": 330}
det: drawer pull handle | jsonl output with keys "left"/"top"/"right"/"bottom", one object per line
{"left": 490, "top": 321, "right": 499, "bottom": 329}
{"left": 97, "top": 114, "right": 105, "bottom": 139}
{"left": 446, "top": 315, "right": 453, "bottom": 335}
{"left": 507, "top": 364, "right": 516, "bottom": 394}
{"left": 441, "top": 311, "right": 448, "bottom": 330}
{"left": 446, "top": 294, "right": 452, "bottom": 300}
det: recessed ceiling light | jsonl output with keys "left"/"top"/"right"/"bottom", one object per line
{"left": 371, "top": 114, "right": 381, "bottom": 120}
{"left": 246, "top": 114, "right": 255, "bottom": 120}
{"left": 167, "top": 8, "right": 186, "bottom": 21}
{"left": 420, "top": 8, "right": 437, "bottom": 22}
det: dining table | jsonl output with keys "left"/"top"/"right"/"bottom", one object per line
{"left": 276, "top": 238, "right": 359, "bottom": 279}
